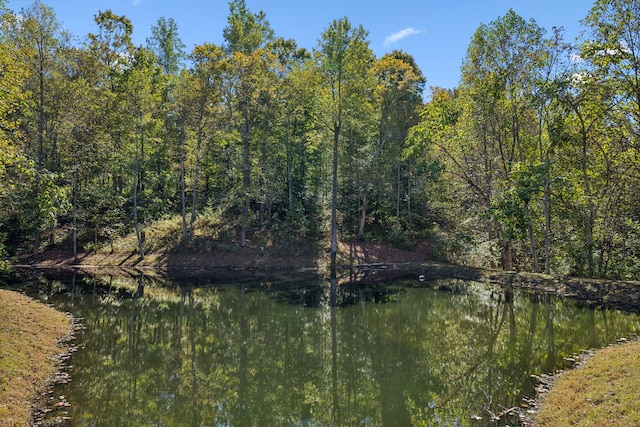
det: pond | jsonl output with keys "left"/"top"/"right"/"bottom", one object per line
{"left": 7, "top": 269, "right": 640, "bottom": 426}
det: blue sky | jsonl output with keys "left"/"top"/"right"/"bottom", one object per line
{"left": 6, "top": 0, "right": 594, "bottom": 91}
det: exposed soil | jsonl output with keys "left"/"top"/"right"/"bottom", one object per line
{"left": 23, "top": 240, "right": 432, "bottom": 270}
{"left": 18, "top": 239, "right": 640, "bottom": 313}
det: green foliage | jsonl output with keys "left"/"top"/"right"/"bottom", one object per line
{"left": 223, "top": 0, "right": 273, "bottom": 54}
{"left": 490, "top": 162, "right": 548, "bottom": 240}
{"left": 2, "top": 0, "right": 640, "bottom": 278}
{"left": 147, "top": 16, "right": 185, "bottom": 75}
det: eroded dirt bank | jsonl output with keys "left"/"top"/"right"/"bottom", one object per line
{"left": 17, "top": 240, "right": 640, "bottom": 314}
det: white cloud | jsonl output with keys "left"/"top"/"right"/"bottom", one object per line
{"left": 132, "top": 0, "right": 142, "bottom": 5}
{"left": 571, "top": 72, "right": 586, "bottom": 85}
{"left": 570, "top": 53, "right": 584, "bottom": 63}
{"left": 383, "top": 27, "right": 422, "bottom": 47}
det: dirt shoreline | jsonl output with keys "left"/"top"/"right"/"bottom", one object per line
{"left": 17, "top": 242, "right": 640, "bottom": 313}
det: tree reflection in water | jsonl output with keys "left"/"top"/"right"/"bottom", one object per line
{"left": 13, "top": 270, "right": 640, "bottom": 426}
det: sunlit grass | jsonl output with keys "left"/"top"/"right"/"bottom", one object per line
{"left": 536, "top": 339, "right": 640, "bottom": 427}
{"left": 94, "top": 213, "right": 233, "bottom": 254}
{"left": 0, "top": 290, "right": 70, "bottom": 426}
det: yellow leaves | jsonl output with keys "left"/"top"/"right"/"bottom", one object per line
{"left": 190, "top": 43, "right": 227, "bottom": 79}
{"left": 0, "top": 37, "right": 26, "bottom": 135}
{"left": 373, "top": 55, "right": 420, "bottom": 93}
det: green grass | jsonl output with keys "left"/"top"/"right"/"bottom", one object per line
{"left": 536, "top": 340, "right": 640, "bottom": 427}
{"left": 0, "top": 290, "right": 70, "bottom": 426}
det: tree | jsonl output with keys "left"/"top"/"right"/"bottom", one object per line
{"left": 408, "top": 88, "right": 481, "bottom": 263}
{"left": 177, "top": 43, "right": 225, "bottom": 241}
{"left": 122, "top": 47, "right": 164, "bottom": 258}
{"left": 561, "top": 0, "right": 640, "bottom": 277}
{"left": 582, "top": 0, "right": 640, "bottom": 140}
{"left": 313, "top": 17, "right": 374, "bottom": 263}
{"left": 459, "top": 9, "right": 547, "bottom": 270}
{"left": 372, "top": 51, "right": 425, "bottom": 237}
{"left": 88, "top": 10, "right": 133, "bottom": 91}
{"left": 223, "top": 0, "right": 273, "bottom": 55}
{"left": 84, "top": 10, "right": 137, "bottom": 251}
{"left": 86, "top": 9, "right": 134, "bottom": 200}
{"left": 6, "top": 1, "right": 71, "bottom": 256}
{"left": 11, "top": 1, "right": 66, "bottom": 168}
{"left": 0, "top": 4, "right": 29, "bottom": 263}
{"left": 221, "top": 0, "right": 275, "bottom": 247}
{"left": 147, "top": 16, "right": 185, "bottom": 76}
{"left": 272, "top": 41, "right": 321, "bottom": 238}
{"left": 531, "top": 27, "right": 572, "bottom": 274}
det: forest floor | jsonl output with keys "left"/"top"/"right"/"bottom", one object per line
{"left": 10, "top": 240, "right": 640, "bottom": 425}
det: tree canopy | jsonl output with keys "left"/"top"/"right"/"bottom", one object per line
{"left": 1, "top": 0, "right": 639, "bottom": 279}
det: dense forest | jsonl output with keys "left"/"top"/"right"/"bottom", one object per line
{"left": 1, "top": 0, "right": 639, "bottom": 279}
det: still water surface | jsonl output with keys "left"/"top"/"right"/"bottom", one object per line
{"left": 11, "top": 270, "right": 640, "bottom": 426}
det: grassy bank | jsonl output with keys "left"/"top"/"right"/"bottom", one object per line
{"left": 535, "top": 339, "right": 640, "bottom": 426}
{"left": 0, "top": 289, "right": 71, "bottom": 427}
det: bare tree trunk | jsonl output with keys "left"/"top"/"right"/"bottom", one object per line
{"left": 241, "top": 114, "right": 250, "bottom": 248}
{"left": 33, "top": 230, "right": 41, "bottom": 258}
{"left": 585, "top": 211, "right": 595, "bottom": 276}
{"left": 575, "top": 107, "right": 595, "bottom": 277}
{"left": 190, "top": 110, "right": 204, "bottom": 238}
{"left": 407, "top": 167, "right": 411, "bottom": 230}
{"left": 179, "top": 125, "right": 188, "bottom": 241}
{"left": 528, "top": 212, "right": 539, "bottom": 273}
{"left": 502, "top": 239, "right": 513, "bottom": 271}
{"left": 358, "top": 190, "right": 367, "bottom": 239}
{"left": 133, "top": 133, "right": 144, "bottom": 259}
{"left": 543, "top": 179, "right": 551, "bottom": 274}
{"left": 395, "top": 163, "right": 401, "bottom": 233}
{"left": 133, "top": 176, "right": 144, "bottom": 258}
{"left": 38, "top": 66, "right": 45, "bottom": 169}
{"left": 33, "top": 61, "right": 45, "bottom": 258}
{"left": 73, "top": 162, "right": 78, "bottom": 261}
{"left": 330, "top": 124, "right": 340, "bottom": 263}
{"left": 286, "top": 126, "right": 293, "bottom": 211}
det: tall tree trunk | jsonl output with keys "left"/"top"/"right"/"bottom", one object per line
{"left": 330, "top": 123, "right": 340, "bottom": 264}
{"left": 583, "top": 150, "right": 595, "bottom": 277}
{"left": 286, "top": 123, "right": 293, "bottom": 211}
{"left": 133, "top": 131, "right": 144, "bottom": 259}
{"left": 72, "top": 161, "right": 78, "bottom": 261}
{"left": 575, "top": 107, "right": 595, "bottom": 276}
{"left": 543, "top": 178, "right": 551, "bottom": 274}
{"left": 32, "top": 230, "right": 41, "bottom": 258}
{"left": 407, "top": 167, "right": 412, "bottom": 232}
{"left": 241, "top": 113, "right": 250, "bottom": 248}
{"left": 358, "top": 190, "right": 367, "bottom": 239}
{"left": 190, "top": 110, "right": 204, "bottom": 238}
{"left": 395, "top": 162, "right": 401, "bottom": 233}
{"left": 585, "top": 211, "right": 595, "bottom": 276}
{"left": 38, "top": 67, "right": 45, "bottom": 167}
{"left": 528, "top": 210, "right": 539, "bottom": 273}
{"left": 179, "top": 124, "right": 188, "bottom": 241}
{"left": 33, "top": 63, "right": 45, "bottom": 258}
{"left": 502, "top": 238, "right": 513, "bottom": 271}
{"left": 259, "top": 136, "right": 268, "bottom": 227}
